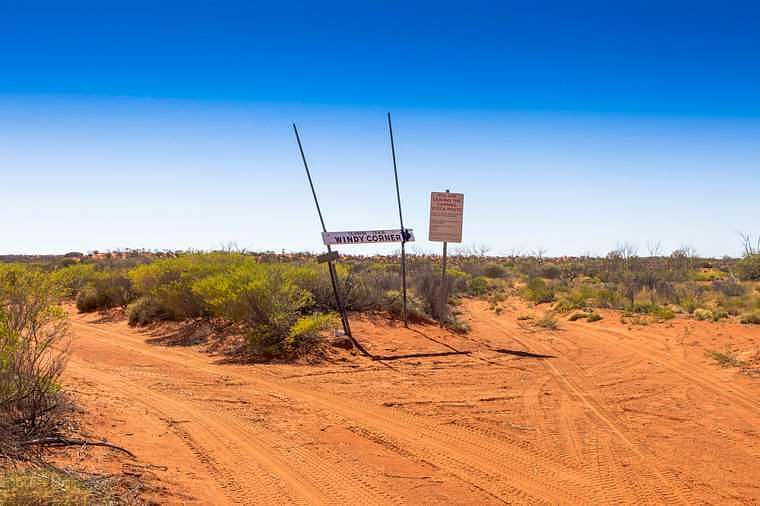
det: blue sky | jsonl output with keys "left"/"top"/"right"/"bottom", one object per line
{"left": 1, "top": 1, "right": 758, "bottom": 256}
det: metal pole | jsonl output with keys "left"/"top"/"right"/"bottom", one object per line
{"left": 292, "top": 124, "right": 352, "bottom": 338}
{"left": 439, "top": 189, "right": 450, "bottom": 328}
{"left": 387, "top": 112, "right": 408, "bottom": 327}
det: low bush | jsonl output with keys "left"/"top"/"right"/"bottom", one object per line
{"left": 0, "top": 469, "right": 91, "bottom": 505}
{"left": 75, "top": 286, "right": 98, "bottom": 312}
{"left": 522, "top": 277, "right": 555, "bottom": 304}
{"left": 712, "top": 279, "right": 746, "bottom": 297}
{"left": 0, "top": 265, "right": 68, "bottom": 451}
{"left": 692, "top": 269, "right": 726, "bottom": 282}
{"left": 483, "top": 263, "right": 507, "bottom": 279}
{"left": 586, "top": 312, "right": 603, "bottom": 322}
{"left": 629, "top": 302, "right": 675, "bottom": 320}
{"left": 535, "top": 312, "right": 559, "bottom": 330}
{"left": 712, "top": 310, "right": 729, "bottom": 321}
{"left": 467, "top": 276, "right": 489, "bottom": 296}
{"left": 286, "top": 313, "right": 339, "bottom": 355}
{"left": 707, "top": 349, "right": 744, "bottom": 367}
{"left": 192, "top": 264, "right": 320, "bottom": 357}
{"left": 75, "top": 272, "right": 133, "bottom": 312}
{"left": 739, "top": 310, "right": 760, "bottom": 324}
{"left": 737, "top": 254, "right": 760, "bottom": 281}
{"left": 49, "top": 263, "right": 98, "bottom": 297}
{"left": 554, "top": 289, "right": 590, "bottom": 313}
{"left": 693, "top": 308, "right": 714, "bottom": 321}
{"left": 383, "top": 290, "right": 430, "bottom": 323}
{"left": 127, "top": 296, "right": 169, "bottom": 326}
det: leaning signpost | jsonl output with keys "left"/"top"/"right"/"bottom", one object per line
{"left": 429, "top": 190, "right": 465, "bottom": 327}
{"left": 293, "top": 120, "right": 417, "bottom": 353}
{"left": 292, "top": 124, "right": 354, "bottom": 343}
{"left": 387, "top": 113, "right": 411, "bottom": 327}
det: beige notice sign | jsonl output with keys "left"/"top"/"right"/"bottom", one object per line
{"left": 429, "top": 192, "right": 464, "bottom": 242}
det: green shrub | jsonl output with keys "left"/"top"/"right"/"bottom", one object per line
{"left": 192, "top": 264, "right": 314, "bottom": 357}
{"left": 630, "top": 302, "right": 675, "bottom": 320}
{"left": 127, "top": 296, "right": 169, "bottom": 326}
{"left": 129, "top": 253, "right": 247, "bottom": 319}
{"left": 382, "top": 290, "right": 430, "bottom": 322}
{"left": 483, "top": 263, "right": 507, "bottom": 279}
{"left": 522, "top": 277, "right": 555, "bottom": 304}
{"left": 286, "top": 313, "right": 338, "bottom": 354}
{"left": 75, "top": 286, "right": 98, "bottom": 312}
{"left": 0, "top": 469, "right": 91, "bottom": 505}
{"left": 49, "top": 263, "right": 97, "bottom": 297}
{"left": 739, "top": 310, "right": 760, "bottom": 324}
{"left": 467, "top": 276, "right": 489, "bottom": 296}
{"left": 586, "top": 312, "right": 603, "bottom": 322}
{"left": 554, "top": 289, "right": 589, "bottom": 313}
{"left": 712, "top": 279, "right": 746, "bottom": 297}
{"left": 691, "top": 269, "right": 726, "bottom": 282}
{"left": 538, "top": 264, "right": 561, "bottom": 279}
{"left": 717, "top": 295, "right": 748, "bottom": 316}
{"left": 712, "top": 310, "right": 729, "bottom": 321}
{"left": 737, "top": 254, "right": 760, "bottom": 281}
{"left": 693, "top": 308, "right": 714, "bottom": 321}
{"left": 707, "top": 349, "right": 744, "bottom": 367}
{"left": 0, "top": 264, "right": 67, "bottom": 441}
{"left": 535, "top": 312, "right": 559, "bottom": 330}
{"left": 595, "top": 286, "right": 624, "bottom": 308}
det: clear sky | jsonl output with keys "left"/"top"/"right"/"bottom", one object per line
{"left": 1, "top": 1, "right": 758, "bottom": 257}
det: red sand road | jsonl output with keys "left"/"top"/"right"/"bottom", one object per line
{"left": 61, "top": 300, "right": 760, "bottom": 504}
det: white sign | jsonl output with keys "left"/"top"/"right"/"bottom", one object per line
{"left": 429, "top": 192, "right": 464, "bottom": 242}
{"left": 322, "top": 229, "right": 415, "bottom": 246}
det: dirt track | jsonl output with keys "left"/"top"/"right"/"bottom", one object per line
{"left": 62, "top": 300, "right": 760, "bottom": 505}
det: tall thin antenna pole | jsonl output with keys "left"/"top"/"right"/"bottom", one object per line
{"left": 387, "top": 112, "right": 408, "bottom": 327}
{"left": 293, "top": 124, "right": 352, "bottom": 338}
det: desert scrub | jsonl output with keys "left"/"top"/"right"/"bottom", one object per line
{"left": 522, "top": 277, "right": 555, "bottom": 304}
{"left": 128, "top": 253, "right": 248, "bottom": 319}
{"left": 693, "top": 308, "right": 714, "bottom": 321}
{"left": 691, "top": 268, "right": 727, "bottom": 282}
{"left": 553, "top": 288, "right": 591, "bottom": 313}
{"left": 0, "top": 469, "right": 91, "bottom": 505}
{"left": 739, "top": 310, "right": 760, "bottom": 324}
{"left": 707, "top": 349, "right": 744, "bottom": 367}
{"left": 586, "top": 312, "right": 603, "bottom": 322}
{"left": 534, "top": 312, "right": 559, "bottom": 330}
{"left": 127, "top": 296, "right": 169, "bottom": 326}
{"left": 0, "top": 264, "right": 68, "bottom": 451}
{"left": 286, "top": 313, "right": 339, "bottom": 355}
{"left": 49, "top": 263, "right": 98, "bottom": 297}
{"left": 383, "top": 290, "right": 430, "bottom": 323}
{"left": 629, "top": 302, "right": 675, "bottom": 321}
{"left": 483, "top": 263, "right": 507, "bottom": 279}
{"left": 737, "top": 253, "right": 760, "bottom": 280}
{"left": 192, "top": 263, "right": 320, "bottom": 357}
{"left": 466, "top": 276, "right": 489, "bottom": 296}
{"left": 75, "top": 271, "right": 133, "bottom": 312}
{"left": 75, "top": 286, "right": 99, "bottom": 312}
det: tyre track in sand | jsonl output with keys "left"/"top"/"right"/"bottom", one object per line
{"left": 474, "top": 306, "right": 694, "bottom": 505}
{"left": 69, "top": 317, "right": 591, "bottom": 505}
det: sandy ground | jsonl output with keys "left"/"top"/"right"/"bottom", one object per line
{"left": 59, "top": 299, "right": 760, "bottom": 505}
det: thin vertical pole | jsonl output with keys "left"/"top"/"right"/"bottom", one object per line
{"left": 439, "top": 189, "right": 450, "bottom": 328}
{"left": 387, "top": 112, "right": 408, "bottom": 327}
{"left": 293, "top": 124, "right": 352, "bottom": 338}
